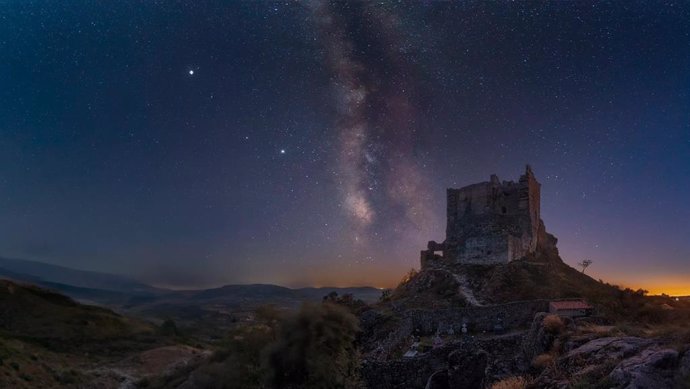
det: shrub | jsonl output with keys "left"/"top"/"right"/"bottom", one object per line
{"left": 543, "top": 314, "right": 565, "bottom": 334}
{"left": 158, "top": 319, "right": 178, "bottom": 336}
{"left": 399, "top": 268, "right": 418, "bottom": 286}
{"left": 263, "top": 302, "right": 362, "bottom": 389}
{"left": 490, "top": 376, "right": 531, "bottom": 389}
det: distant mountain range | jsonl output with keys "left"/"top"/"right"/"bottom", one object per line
{"left": 0, "top": 256, "right": 158, "bottom": 294}
{"left": 0, "top": 256, "right": 382, "bottom": 316}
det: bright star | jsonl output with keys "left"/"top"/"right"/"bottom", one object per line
{"left": 188, "top": 70, "right": 194, "bottom": 75}
{"left": 280, "top": 149, "right": 286, "bottom": 154}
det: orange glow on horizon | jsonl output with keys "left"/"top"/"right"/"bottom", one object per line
{"left": 644, "top": 285, "right": 690, "bottom": 297}
{"left": 601, "top": 274, "right": 690, "bottom": 297}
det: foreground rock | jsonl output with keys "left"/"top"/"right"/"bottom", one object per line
{"left": 536, "top": 336, "right": 690, "bottom": 388}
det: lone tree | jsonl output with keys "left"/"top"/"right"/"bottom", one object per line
{"left": 578, "top": 259, "right": 593, "bottom": 274}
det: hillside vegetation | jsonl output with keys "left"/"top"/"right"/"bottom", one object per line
{"left": 0, "top": 280, "right": 182, "bottom": 388}
{"left": 0, "top": 280, "right": 156, "bottom": 351}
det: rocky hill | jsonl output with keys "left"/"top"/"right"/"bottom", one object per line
{"left": 390, "top": 244, "right": 620, "bottom": 311}
{"left": 358, "top": 169, "right": 690, "bottom": 389}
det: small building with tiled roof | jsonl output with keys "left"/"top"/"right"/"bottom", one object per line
{"left": 549, "top": 299, "right": 593, "bottom": 317}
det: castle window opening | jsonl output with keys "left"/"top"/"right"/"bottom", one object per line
{"left": 501, "top": 206, "right": 507, "bottom": 214}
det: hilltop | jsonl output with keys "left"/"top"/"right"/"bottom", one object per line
{"left": 357, "top": 169, "right": 690, "bottom": 389}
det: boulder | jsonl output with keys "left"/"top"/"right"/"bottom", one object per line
{"left": 608, "top": 348, "right": 679, "bottom": 388}
{"left": 560, "top": 336, "right": 654, "bottom": 371}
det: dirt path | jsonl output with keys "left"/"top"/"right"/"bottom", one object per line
{"left": 453, "top": 273, "right": 483, "bottom": 306}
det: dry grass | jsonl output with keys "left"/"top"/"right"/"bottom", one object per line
{"left": 532, "top": 353, "right": 555, "bottom": 369}
{"left": 579, "top": 324, "right": 617, "bottom": 335}
{"left": 490, "top": 376, "right": 531, "bottom": 389}
{"left": 543, "top": 314, "right": 565, "bottom": 334}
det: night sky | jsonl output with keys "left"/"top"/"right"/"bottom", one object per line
{"left": 1, "top": 2, "right": 689, "bottom": 294}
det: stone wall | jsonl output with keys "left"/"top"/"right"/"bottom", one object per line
{"left": 405, "top": 300, "right": 550, "bottom": 335}
{"left": 423, "top": 165, "right": 544, "bottom": 267}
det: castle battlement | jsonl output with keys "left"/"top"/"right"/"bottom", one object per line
{"left": 422, "top": 165, "right": 548, "bottom": 267}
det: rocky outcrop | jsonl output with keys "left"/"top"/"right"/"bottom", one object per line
{"left": 561, "top": 337, "right": 654, "bottom": 369}
{"left": 608, "top": 348, "right": 679, "bottom": 388}
{"left": 535, "top": 336, "right": 690, "bottom": 388}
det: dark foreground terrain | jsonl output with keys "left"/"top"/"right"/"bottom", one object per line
{"left": 2, "top": 255, "right": 690, "bottom": 388}
{"left": 0, "top": 242, "right": 689, "bottom": 389}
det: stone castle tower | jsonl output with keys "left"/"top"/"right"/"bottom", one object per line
{"left": 422, "top": 165, "right": 549, "bottom": 267}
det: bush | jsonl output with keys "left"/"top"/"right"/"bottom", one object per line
{"left": 263, "top": 302, "right": 362, "bottom": 389}
{"left": 543, "top": 314, "right": 565, "bottom": 334}
{"left": 158, "top": 319, "right": 178, "bottom": 336}
{"left": 490, "top": 376, "right": 531, "bottom": 389}
{"left": 399, "top": 268, "right": 418, "bottom": 286}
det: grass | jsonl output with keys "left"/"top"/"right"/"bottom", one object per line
{"left": 490, "top": 376, "right": 531, "bottom": 389}
{"left": 532, "top": 353, "right": 555, "bottom": 369}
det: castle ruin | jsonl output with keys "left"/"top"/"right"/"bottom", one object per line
{"left": 422, "top": 165, "right": 550, "bottom": 267}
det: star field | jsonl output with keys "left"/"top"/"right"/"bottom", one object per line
{"left": 0, "top": 1, "right": 688, "bottom": 293}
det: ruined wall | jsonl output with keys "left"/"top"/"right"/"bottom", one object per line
{"left": 405, "top": 299, "right": 550, "bottom": 335}
{"left": 362, "top": 333, "right": 526, "bottom": 389}
{"left": 436, "top": 165, "right": 542, "bottom": 266}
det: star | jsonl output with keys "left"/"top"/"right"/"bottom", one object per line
{"left": 188, "top": 70, "right": 194, "bottom": 75}
{"left": 280, "top": 149, "right": 286, "bottom": 154}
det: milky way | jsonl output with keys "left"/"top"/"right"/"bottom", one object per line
{"left": 2, "top": 2, "right": 689, "bottom": 291}
{"left": 309, "top": 2, "right": 435, "bottom": 243}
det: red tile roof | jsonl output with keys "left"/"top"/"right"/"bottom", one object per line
{"left": 550, "top": 300, "right": 592, "bottom": 310}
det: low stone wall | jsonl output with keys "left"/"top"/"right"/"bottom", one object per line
{"left": 405, "top": 300, "right": 550, "bottom": 335}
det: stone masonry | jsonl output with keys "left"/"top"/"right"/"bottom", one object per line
{"left": 422, "top": 165, "right": 549, "bottom": 267}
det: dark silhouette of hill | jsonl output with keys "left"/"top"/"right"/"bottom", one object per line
{"left": 0, "top": 279, "right": 157, "bottom": 351}
{"left": 0, "top": 256, "right": 158, "bottom": 294}
{"left": 0, "top": 257, "right": 382, "bottom": 323}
